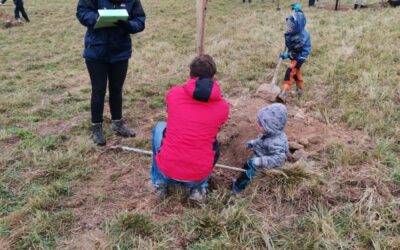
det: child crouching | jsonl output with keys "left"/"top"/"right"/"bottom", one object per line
{"left": 232, "top": 103, "right": 289, "bottom": 193}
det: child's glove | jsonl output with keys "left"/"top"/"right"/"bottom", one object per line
{"left": 245, "top": 159, "right": 257, "bottom": 179}
{"left": 280, "top": 53, "right": 290, "bottom": 60}
{"left": 291, "top": 3, "right": 302, "bottom": 11}
{"left": 246, "top": 140, "right": 256, "bottom": 149}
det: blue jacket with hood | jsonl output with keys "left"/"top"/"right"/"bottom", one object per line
{"left": 248, "top": 103, "right": 289, "bottom": 169}
{"left": 76, "top": 0, "right": 146, "bottom": 63}
{"left": 284, "top": 11, "right": 311, "bottom": 63}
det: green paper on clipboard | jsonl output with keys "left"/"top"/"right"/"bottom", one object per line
{"left": 94, "top": 9, "right": 129, "bottom": 29}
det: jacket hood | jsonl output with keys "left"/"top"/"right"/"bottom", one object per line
{"left": 183, "top": 77, "right": 222, "bottom": 102}
{"left": 257, "top": 103, "right": 288, "bottom": 136}
{"left": 286, "top": 11, "right": 307, "bottom": 34}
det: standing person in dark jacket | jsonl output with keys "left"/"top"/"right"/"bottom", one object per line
{"left": 276, "top": 4, "right": 311, "bottom": 103}
{"left": 0, "top": 0, "right": 30, "bottom": 22}
{"left": 76, "top": 0, "right": 146, "bottom": 146}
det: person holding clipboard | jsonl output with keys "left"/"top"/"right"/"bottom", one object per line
{"left": 76, "top": 0, "right": 145, "bottom": 146}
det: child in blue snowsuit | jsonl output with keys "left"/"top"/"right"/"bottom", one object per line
{"left": 232, "top": 103, "right": 289, "bottom": 193}
{"left": 276, "top": 4, "right": 311, "bottom": 103}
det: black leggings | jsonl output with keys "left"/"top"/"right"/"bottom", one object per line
{"left": 85, "top": 60, "right": 129, "bottom": 123}
{"left": 14, "top": 0, "right": 29, "bottom": 21}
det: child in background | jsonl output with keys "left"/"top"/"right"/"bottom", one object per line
{"left": 0, "top": 0, "right": 30, "bottom": 22}
{"left": 232, "top": 103, "right": 289, "bottom": 193}
{"left": 276, "top": 4, "right": 311, "bottom": 103}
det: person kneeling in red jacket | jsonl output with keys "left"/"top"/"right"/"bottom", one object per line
{"left": 150, "top": 55, "right": 230, "bottom": 202}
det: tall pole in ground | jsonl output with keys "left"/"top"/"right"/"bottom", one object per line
{"left": 335, "top": 0, "right": 340, "bottom": 10}
{"left": 196, "top": 0, "right": 207, "bottom": 55}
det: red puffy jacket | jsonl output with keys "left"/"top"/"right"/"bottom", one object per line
{"left": 156, "top": 78, "right": 230, "bottom": 181}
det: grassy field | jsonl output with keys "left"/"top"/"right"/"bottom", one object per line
{"left": 0, "top": 0, "right": 399, "bottom": 249}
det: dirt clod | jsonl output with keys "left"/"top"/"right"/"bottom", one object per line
{"left": 292, "top": 149, "right": 309, "bottom": 162}
{"left": 289, "top": 141, "right": 304, "bottom": 151}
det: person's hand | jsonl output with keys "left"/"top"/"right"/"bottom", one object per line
{"left": 245, "top": 159, "right": 257, "bottom": 179}
{"left": 246, "top": 140, "right": 255, "bottom": 149}
{"left": 114, "top": 20, "right": 130, "bottom": 30}
{"left": 280, "top": 53, "right": 290, "bottom": 60}
{"left": 291, "top": 3, "right": 302, "bottom": 11}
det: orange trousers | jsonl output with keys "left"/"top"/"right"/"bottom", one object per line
{"left": 281, "top": 60, "right": 304, "bottom": 92}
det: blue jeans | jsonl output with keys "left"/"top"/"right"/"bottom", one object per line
{"left": 150, "top": 122, "right": 209, "bottom": 190}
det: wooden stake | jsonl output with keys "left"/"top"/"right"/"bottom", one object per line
{"left": 196, "top": 0, "right": 207, "bottom": 55}
{"left": 111, "top": 146, "right": 246, "bottom": 173}
{"left": 335, "top": 0, "right": 340, "bottom": 10}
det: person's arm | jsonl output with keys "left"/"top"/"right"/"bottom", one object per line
{"left": 246, "top": 137, "right": 262, "bottom": 149}
{"left": 126, "top": 0, "right": 146, "bottom": 34}
{"left": 252, "top": 143, "right": 288, "bottom": 169}
{"left": 289, "top": 34, "right": 307, "bottom": 61}
{"left": 76, "top": 0, "right": 99, "bottom": 27}
{"left": 284, "top": 33, "right": 291, "bottom": 51}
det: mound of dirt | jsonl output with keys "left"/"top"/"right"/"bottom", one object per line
{"left": 215, "top": 94, "right": 369, "bottom": 185}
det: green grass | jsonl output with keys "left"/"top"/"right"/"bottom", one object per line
{"left": 1, "top": 0, "right": 399, "bottom": 248}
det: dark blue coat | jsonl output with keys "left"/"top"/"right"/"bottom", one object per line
{"left": 284, "top": 11, "right": 311, "bottom": 63}
{"left": 76, "top": 0, "right": 146, "bottom": 63}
